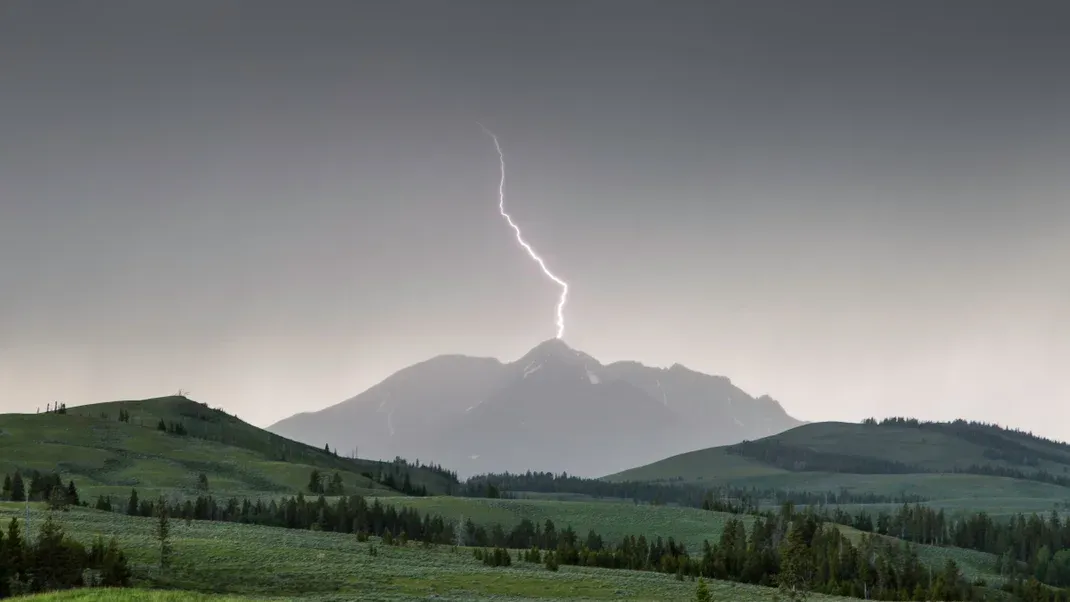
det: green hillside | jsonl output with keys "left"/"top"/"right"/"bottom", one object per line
{"left": 607, "top": 418, "right": 1070, "bottom": 514}
{"left": 0, "top": 396, "right": 457, "bottom": 499}
{"left": 0, "top": 503, "right": 854, "bottom": 602}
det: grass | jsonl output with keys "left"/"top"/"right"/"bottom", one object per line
{"left": 0, "top": 397, "right": 456, "bottom": 500}
{"left": 379, "top": 496, "right": 751, "bottom": 553}
{"left": 0, "top": 504, "right": 855, "bottom": 601}
{"left": 606, "top": 421, "right": 1070, "bottom": 515}
{"left": 11, "top": 590, "right": 268, "bottom": 601}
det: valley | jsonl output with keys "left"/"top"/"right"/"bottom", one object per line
{"left": 3, "top": 394, "right": 1070, "bottom": 600}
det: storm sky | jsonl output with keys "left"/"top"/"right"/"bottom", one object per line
{"left": 1, "top": 1, "right": 1068, "bottom": 436}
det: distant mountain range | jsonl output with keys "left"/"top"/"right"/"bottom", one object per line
{"left": 268, "top": 339, "right": 802, "bottom": 477}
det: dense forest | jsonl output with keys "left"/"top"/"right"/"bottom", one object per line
{"left": 459, "top": 471, "right": 925, "bottom": 508}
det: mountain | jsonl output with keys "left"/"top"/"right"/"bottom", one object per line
{"left": 605, "top": 418, "right": 1070, "bottom": 506}
{"left": 269, "top": 339, "right": 802, "bottom": 477}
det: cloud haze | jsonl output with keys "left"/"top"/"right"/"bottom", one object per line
{"left": 1, "top": 1, "right": 1067, "bottom": 438}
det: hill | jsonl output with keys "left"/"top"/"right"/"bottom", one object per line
{"left": 607, "top": 418, "right": 1070, "bottom": 513}
{"left": 269, "top": 338, "right": 801, "bottom": 477}
{"left": 0, "top": 396, "right": 458, "bottom": 499}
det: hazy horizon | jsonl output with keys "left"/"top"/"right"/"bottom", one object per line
{"left": 2, "top": 1, "right": 1067, "bottom": 438}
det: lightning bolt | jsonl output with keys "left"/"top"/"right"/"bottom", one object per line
{"left": 480, "top": 123, "right": 569, "bottom": 340}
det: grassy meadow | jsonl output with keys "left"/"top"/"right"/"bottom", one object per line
{"left": 0, "top": 503, "right": 853, "bottom": 601}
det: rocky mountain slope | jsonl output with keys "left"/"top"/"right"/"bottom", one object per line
{"left": 269, "top": 339, "right": 802, "bottom": 477}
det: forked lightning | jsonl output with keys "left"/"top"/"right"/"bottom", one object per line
{"left": 479, "top": 124, "right": 569, "bottom": 339}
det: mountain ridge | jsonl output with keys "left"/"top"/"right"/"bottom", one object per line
{"left": 269, "top": 339, "right": 802, "bottom": 477}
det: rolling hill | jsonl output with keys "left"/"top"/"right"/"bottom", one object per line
{"left": 269, "top": 338, "right": 802, "bottom": 477}
{"left": 607, "top": 418, "right": 1070, "bottom": 513}
{"left": 0, "top": 395, "right": 458, "bottom": 499}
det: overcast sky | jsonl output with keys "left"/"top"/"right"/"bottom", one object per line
{"left": 1, "top": 1, "right": 1067, "bottom": 436}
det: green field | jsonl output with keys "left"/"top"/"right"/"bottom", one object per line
{"left": 380, "top": 496, "right": 750, "bottom": 553}
{"left": 0, "top": 504, "right": 853, "bottom": 601}
{"left": 0, "top": 397, "right": 454, "bottom": 500}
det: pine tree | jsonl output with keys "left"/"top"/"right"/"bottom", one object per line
{"left": 127, "top": 489, "right": 139, "bottom": 516}
{"left": 10, "top": 471, "right": 25, "bottom": 502}
{"left": 155, "top": 496, "right": 172, "bottom": 569}
{"left": 0, "top": 526, "right": 8, "bottom": 598}
{"left": 694, "top": 577, "right": 712, "bottom": 602}
{"left": 66, "top": 480, "right": 79, "bottom": 506}
{"left": 100, "top": 536, "right": 132, "bottom": 586}
{"left": 778, "top": 522, "right": 812, "bottom": 600}
{"left": 308, "top": 469, "right": 322, "bottom": 494}
{"left": 1, "top": 474, "right": 10, "bottom": 500}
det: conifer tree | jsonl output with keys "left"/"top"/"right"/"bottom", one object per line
{"left": 65, "top": 480, "right": 79, "bottom": 506}
{"left": 155, "top": 496, "right": 172, "bottom": 569}
{"left": 10, "top": 471, "right": 25, "bottom": 502}
{"left": 694, "top": 578, "right": 712, "bottom": 602}
{"left": 126, "top": 489, "right": 139, "bottom": 516}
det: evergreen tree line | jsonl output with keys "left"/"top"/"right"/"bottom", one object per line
{"left": 840, "top": 503, "right": 1070, "bottom": 591}
{"left": 103, "top": 488, "right": 993, "bottom": 600}
{"left": 458, "top": 471, "right": 924, "bottom": 508}
{"left": 1, "top": 471, "right": 81, "bottom": 509}
{"left": 156, "top": 419, "right": 188, "bottom": 436}
{"left": 0, "top": 515, "right": 131, "bottom": 598}
{"left": 357, "top": 469, "right": 429, "bottom": 497}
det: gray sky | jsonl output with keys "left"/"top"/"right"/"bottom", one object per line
{"left": 2, "top": 1, "right": 1068, "bottom": 436}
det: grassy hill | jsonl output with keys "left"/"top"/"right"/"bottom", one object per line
{"left": 607, "top": 419, "right": 1070, "bottom": 515}
{"left": 0, "top": 396, "right": 457, "bottom": 499}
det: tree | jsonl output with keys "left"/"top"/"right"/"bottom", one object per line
{"left": 100, "top": 536, "right": 132, "bottom": 586}
{"left": 10, "top": 471, "right": 25, "bottom": 502}
{"left": 694, "top": 578, "right": 712, "bottom": 602}
{"left": 308, "top": 469, "right": 323, "bottom": 494}
{"left": 126, "top": 489, "right": 139, "bottom": 516}
{"left": 777, "top": 522, "right": 812, "bottom": 600}
{"left": 157, "top": 419, "right": 167, "bottom": 431}
{"left": 155, "top": 496, "right": 172, "bottom": 569}
{"left": 66, "top": 480, "right": 79, "bottom": 506}
{"left": 47, "top": 486, "right": 70, "bottom": 511}
{"left": 2, "top": 474, "right": 11, "bottom": 500}
{"left": 197, "top": 473, "right": 209, "bottom": 492}
{"left": 327, "top": 472, "right": 344, "bottom": 495}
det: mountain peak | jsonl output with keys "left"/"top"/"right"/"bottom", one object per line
{"left": 515, "top": 338, "right": 603, "bottom": 367}
{"left": 531, "top": 337, "right": 573, "bottom": 355}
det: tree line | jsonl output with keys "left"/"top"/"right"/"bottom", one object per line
{"left": 458, "top": 471, "right": 925, "bottom": 508}
{"left": 1, "top": 471, "right": 81, "bottom": 510}
{"left": 0, "top": 515, "right": 131, "bottom": 598}
{"left": 103, "top": 487, "right": 993, "bottom": 600}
